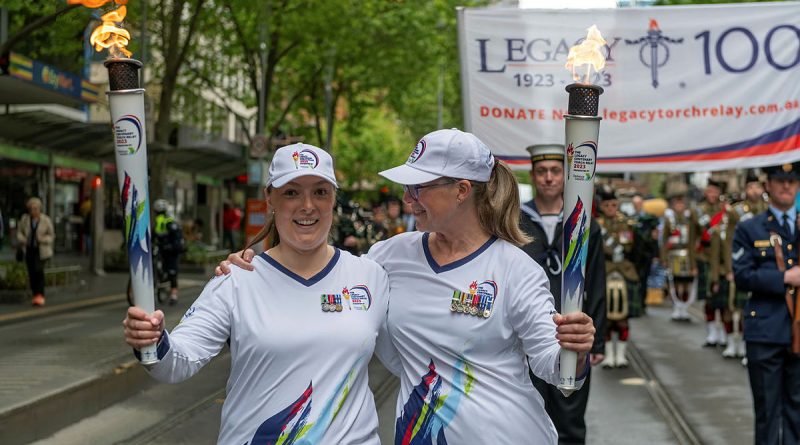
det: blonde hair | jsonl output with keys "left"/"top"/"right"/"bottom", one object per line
{"left": 471, "top": 161, "right": 531, "bottom": 246}
{"left": 26, "top": 197, "right": 43, "bottom": 211}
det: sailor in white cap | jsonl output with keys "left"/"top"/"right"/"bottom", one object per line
{"left": 519, "top": 144, "right": 607, "bottom": 444}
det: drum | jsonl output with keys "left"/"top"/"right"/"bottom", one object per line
{"left": 606, "top": 272, "right": 629, "bottom": 322}
{"left": 668, "top": 249, "right": 692, "bottom": 278}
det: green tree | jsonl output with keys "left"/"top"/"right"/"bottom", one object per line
{"left": 1, "top": 2, "right": 89, "bottom": 74}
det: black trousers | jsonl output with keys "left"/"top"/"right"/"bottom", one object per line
{"left": 531, "top": 369, "right": 592, "bottom": 444}
{"left": 746, "top": 342, "right": 800, "bottom": 445}
{"left": 162, "top": 253, "right": 179, "bottom": 289}
{"left": 25, "top": 247, "right": 47, "bottom": 296}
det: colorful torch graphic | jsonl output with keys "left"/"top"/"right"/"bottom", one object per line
{"left": 73, "top": 0, "right": 157, "bottom": 364}
{"left": 559, "top": 25, "right": 605, "bottom": 394}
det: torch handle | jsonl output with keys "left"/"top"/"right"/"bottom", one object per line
{"left": 558, "top": 114, "right": 601, "bottom": 395}
{"left": 108, "top": 88, "right": 159, "bottom": 365}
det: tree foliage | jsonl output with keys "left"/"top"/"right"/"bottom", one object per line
{"left": 3, "top": 0, "right": 488, "bottom": 188}
{"left": 1, "top": 2, "right": 93, "bottom": 73}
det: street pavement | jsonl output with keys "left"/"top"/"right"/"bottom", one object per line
{"left": 0, "top": 257, "right": 755, "bottom": 444}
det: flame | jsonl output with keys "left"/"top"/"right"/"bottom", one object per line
{"left": 565, "top": 25, "right": 607, "bottom": 85}
{"left": 67, "top": 0, "right": 125, "bottom": 7}
{"left": 71, "top": 0, "right": 131, "bottom": 58}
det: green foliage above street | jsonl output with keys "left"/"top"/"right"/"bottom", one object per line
{"left": 3, "top": 0, "right": 487, "bottom": 184}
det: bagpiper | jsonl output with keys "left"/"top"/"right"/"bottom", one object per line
{"left": 695, "top": 178, "right": 735, "bottom": 347}
{"left": 724, "top": 170, "right": 768, "bottom": 362}
{"left": 661, "top": 181, "right": 697, "bottom": 321}
{"left": 596, "top": 185, "right": 638, "bottom": 368}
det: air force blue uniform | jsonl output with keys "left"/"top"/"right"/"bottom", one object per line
{"left": 733, "top": 208, "right": 800, "bottom": 444}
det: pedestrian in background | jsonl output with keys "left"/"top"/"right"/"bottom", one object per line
{"left": 217, "top": 129, "right": 597, "bottom": 444}
{"left": 222, "top": 201, "right": 242, "bottom": 251}
{"left": 153, "top": 199, "right": 184, "bottom": 305}
{"left": 124, "top": 144, "right": 390, "bottom": 444}
{"left": 401, "top": 199, "right": 416, "bottom": 232}
{"left": 519, "top": 144, "right": 606, "bottom": 444}
{"left": 732, "top": 162, "right": 800, "bottom": 445}
{"left": 16, "top": 197, "right": 54, "bottom": 307}
{"left": 384, "top": 196, "right": 405, "bottom": 236}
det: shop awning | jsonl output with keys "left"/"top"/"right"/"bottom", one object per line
{"left": 0, "top": 110, "right": 247, "bottom": 179}
{"left": 0, "top": 53, "right": 101, "bottom": 107}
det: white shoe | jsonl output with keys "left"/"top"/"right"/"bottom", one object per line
{"left": 716, "top": 323, "right": 728, "bottom": 347}
{"left": 722, "top": 339, "right": 737, "bottom": 358}
{"left": 679, "top": 305, "right": 691, "bottom": 321}
{"left": 736, "top": 339, "right": 747, "bottom": 358}
{"left": 704, "top": 322, "right": 719, "bottom": 346}
{"left": 603, "top": 342, "right": 616, "bottom": 368}
{"left": 741, "top": 357, "right": 748, "bottom": 367}
{"left": 671, "top": 305, "right": 682, "bottom": 321}
{"left": 616, "top": 342, "right": 629, "bottom": 368}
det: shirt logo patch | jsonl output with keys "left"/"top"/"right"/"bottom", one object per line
{"left": 321, "top": 285, "right": 372, "bottom": 312}
{"left": 450, "top": 280, "right": 498, "bottom": 318}
{"left": 348, "top": 285, "right": 372, "bottom": 311}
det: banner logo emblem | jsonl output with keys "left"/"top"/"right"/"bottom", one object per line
{"left": 625, "top": 19, "right": 684, "bottom": 88}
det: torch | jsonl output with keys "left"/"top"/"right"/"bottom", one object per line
{"left": 74, "top": 0, "right": 158, "bottom": 364}
{"left": 558, "top": 25, "right": 606, "bottom": 395}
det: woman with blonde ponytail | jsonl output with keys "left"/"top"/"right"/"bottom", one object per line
{"left": 217, "top": 129, "right": 596, "bottom": 444}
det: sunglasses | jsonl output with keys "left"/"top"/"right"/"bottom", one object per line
{"left": 403, "top": 179, "right": 457, "bottom": 201}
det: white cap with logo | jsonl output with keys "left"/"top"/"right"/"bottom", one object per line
{"left": 266, "top": 143, "right": 338, "bottom": 188}
{"left": 379, "top": 129, "right": 495, "bottom": 185}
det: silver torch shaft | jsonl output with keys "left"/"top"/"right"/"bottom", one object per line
{"left": 104, "top": 58, "right": 158, "bottom": 365}
{"left": 558, "top": 83, "right": 603, "bottom": 395}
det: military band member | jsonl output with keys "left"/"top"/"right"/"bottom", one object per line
{"left": 661, "top": 182, "right": 697, "bottom": 321}
{"left": 596, "top": 185, "right": 638, "bottom": 368}
{"left": 732, "top": 162, "right": 800, "bottom": 445}
{"left": 520, "top": 144, "right": 606, "bottom": 445}
{"left": 724, "top": 170, "right": 769, "bottom": 361}
{"left": 695, "top": 178, "right": 732, "bottom": 346}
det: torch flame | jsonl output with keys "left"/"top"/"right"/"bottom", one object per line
{"left": 70, "top": 0, "right": 132, "bottom": 58}
{"left": 67, "top": 0, "right": 125, "bottom": 7}
{"left": 565, "top": 25, "right": 607, "bottom": 85}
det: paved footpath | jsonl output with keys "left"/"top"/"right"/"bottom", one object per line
{"left": 629, "top": 304, "right": 754, "bottom": 445}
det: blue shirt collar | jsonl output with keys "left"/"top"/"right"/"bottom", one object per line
{"left": 769, "top": 205, "right": 796, "bottom": 228}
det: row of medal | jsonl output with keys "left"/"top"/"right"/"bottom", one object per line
{"left": 450, "top": 290, "right": 494, "bottom": 318}
{"left": 321, "top": 294, "right": 344, "bottom": 312}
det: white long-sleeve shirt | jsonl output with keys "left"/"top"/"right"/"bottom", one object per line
{"left": 368, "top": 232, "right": 585, "bottom": 445}
{"left": 144, "top": 248, "right": 389, "bottom": 445}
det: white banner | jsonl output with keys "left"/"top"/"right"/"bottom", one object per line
{"left": 457, "top": 2, "right": 800, "bottom": 172}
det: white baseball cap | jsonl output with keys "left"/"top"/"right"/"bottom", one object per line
{"left": 379, "top": 129, "right": 495, "bottom": 185}
{"left": 266, "top": 143, "right": 338, "bottom": 188}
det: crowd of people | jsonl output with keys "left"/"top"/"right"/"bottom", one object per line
{"left": 121, "top": 129, "right": 799, "bottom": 444}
